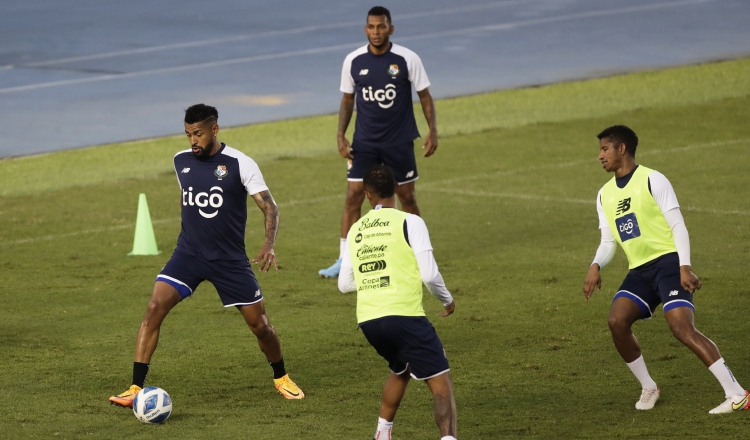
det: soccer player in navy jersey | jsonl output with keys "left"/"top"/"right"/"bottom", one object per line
{"left": 319, "top": 6, "right": 438, "bottom": 278}
{"left": 109, "top": 104, "right": 303, "bottom": 407}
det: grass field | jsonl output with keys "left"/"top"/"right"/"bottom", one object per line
{"left": 1, "top": 59, "right": 749, "bottom": 439}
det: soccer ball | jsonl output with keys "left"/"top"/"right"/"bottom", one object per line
{"left": 132, "top": 386, "right": 172, "bottom": 424}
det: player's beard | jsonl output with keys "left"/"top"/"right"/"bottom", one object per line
{"left": 192, "top": 141, "right": 213, "bottom": 159}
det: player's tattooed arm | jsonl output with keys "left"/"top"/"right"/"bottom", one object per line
{"left": 251, "top": 190, "right": 279, "bottom": 272}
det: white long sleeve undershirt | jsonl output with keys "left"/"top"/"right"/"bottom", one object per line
{"left": 593, "top": 208, "right": 691, "bottom": 268}
{"left": 591, "top": 227, "right": 617, "bottom": 268}
{"left": 593, "top": 172, "right": 692, "bottom": 268}
{"left": 414, "top": 250, "right": 454, "bottom": 306}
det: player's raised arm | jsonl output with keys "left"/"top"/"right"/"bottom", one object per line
{"left": 417, "top": 87, "right": 437, "bottom": 157}
{"left": 251, "top": 190, "right": 279, "bottom": 273}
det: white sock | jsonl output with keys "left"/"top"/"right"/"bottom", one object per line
{"left": 441, "top": 437, "right": 457, "bottom": 440}
{"left": 339, "top": 238, "right": 347, "bottom": 260}
{"left": 709, "top": 358, "right": 745, "bottom": 397}
{"left": 626, "top": 355, "right": 658, "bottom": 389}
{"left": 374, "top": 417, "right": 393, "bottom": 440}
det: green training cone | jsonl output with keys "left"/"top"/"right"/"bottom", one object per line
{"left": 128, "top": 193, "right": 161, "bottom": 256}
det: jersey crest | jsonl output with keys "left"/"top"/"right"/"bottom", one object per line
{"left": 214, "top": 165, "right": 228, "bottom": 180}
{"left": 388, "top": 64, "right": 399, "bottom": 77}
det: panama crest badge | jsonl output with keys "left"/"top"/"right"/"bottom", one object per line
{"left": 388, "top": 64, "right": 399, "bottom": 76}
{"left": 214, "top": 165, "right": 228, "bottom": 180}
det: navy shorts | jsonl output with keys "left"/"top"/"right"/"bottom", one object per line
{"left": 613, "top": 252, "right": 694, "bottom": 319}
{"left": 359, "top": 316, "right": 450, "bottom": 380}
{"left": 156, "top": 249, "right": 264, "bottom": 307}
{"left": 347, "top": 140, "right": 418, "bottom": 184}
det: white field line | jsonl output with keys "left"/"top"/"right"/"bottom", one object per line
{"left": 424, "top": 187, "right": 592, "bottom": 204}
{"left": 1, "top": 136, "right": 745, "bottom": 247}
{"left": 420, "top": 138, "right": 750, "bottom": 188}
{"left": 0, "top": 0, "right": 713, "bottom": 95}
{"left": 424, "top": 188, "right": 750, "bottom": 216}
{"left": 2, "top": 218, "right": 172, "bottom": 246}
{"left": 0, "top": 195, "right": 343, "bottom": 247}
{"left": 19, "top": 0, "right": 529, "bottom": 67}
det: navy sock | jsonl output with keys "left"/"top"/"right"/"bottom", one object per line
{"left": 270, "top": 358, "right": 286, "bottom": 379}
{"left": 133, "top": 362, "right": 150, "bottom": 388}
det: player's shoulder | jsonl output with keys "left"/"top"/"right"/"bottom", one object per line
{"left": 219, "top": 144, "right": 245, "bottom": 158}
{"left": 390, "top": 43, "right": 417, "bottom": 57}
{"left": 596, "top": 187, "right": 605, "bottom": 205}
{"left": 173, "top": 148, "right": 193, "bottom": 161}
{"left": 646, "top": 169, "right": 673, "bottom": 189}
{"left": 639, "top": 164, "right": 669, "bottom": 182}
{"left": 405, "top": 213, "right": 428, "bottom": 229}
{"left": 344, "top": 44, "right": 369, "bottom": 62}
{"left": 390, "top": 43, "right": 421, "bottom": 62}
{"left": 220, "top": 145, "right": 262, "bottom": 170}
{"left": 220, "top": 145, "right": 251, "bottom": 161}
{"left": 644, "top": 167, "right": 666, "bottom": 179}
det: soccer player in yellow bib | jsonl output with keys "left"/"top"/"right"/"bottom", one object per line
{"left": 583, "top": 125, "right": 749, "bottom": 414}
{"left": 338, "top": 165, "right": 457, "bottom": 440}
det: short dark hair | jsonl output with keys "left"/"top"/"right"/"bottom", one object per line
{"left": 184, "top": 103, "right": 218, "bottom": 125}
{"left": 597, "top": 125, "right": 638, "bottom": 157}
{"left": 363, "top": 165, "right": 396, "bottom": 199}
{"left": 367, "top": 6, "right": 391, "bottom": 24}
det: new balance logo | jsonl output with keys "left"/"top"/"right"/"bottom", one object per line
{"left": 181, "top": 168, "right": 191, "bottom": 173}
{"left": 255, "top": 290, "right": 261, "bottom": 297}
{"left": 669, "top": 290, "right": 678, "bottom": 296}
{"left": 616, "top": 198, "right": 631, "bottom": 215}
{"left": 405, "top": 170, "right": 414, "bottom": 178}
{"left": 359, "top": 69, "right": 369, "bottom": 75}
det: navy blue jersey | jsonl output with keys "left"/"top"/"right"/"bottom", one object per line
{"left": 341, "top": 43, "right": 430, "bottom": 147}
{"left": 173, "top": 143, "right": 268, "bottom": 261}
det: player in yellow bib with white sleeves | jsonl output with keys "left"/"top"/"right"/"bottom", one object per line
{"left": 583, "top": 125, "right": 748, "bottom": 414}
{"left": 339, "top": 164, "right": 457, "bottom": 440}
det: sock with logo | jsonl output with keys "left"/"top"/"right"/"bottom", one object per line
{"left": 133, "top": 362, "right": 150, "bottom": 388}
{"left": 626, "top": 355, "right": 658, "bottom": 390}
{"left": 709, "top": 358, "right": 745, "bottom": 397}
{"left": 374, "top": 417, "right": 393, "bottom": 440}
{"left": 270, "top": 358, "right": 287, "bottom": 379}
{"left": 339, "top": 238, "right": 347, "bottom": 260}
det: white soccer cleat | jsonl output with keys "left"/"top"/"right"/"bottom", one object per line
{"left": 635, "top": 387, "right": 660, "bottom": 410}
{"left": 709, "top": 390, "right": 750, "bottom": 414}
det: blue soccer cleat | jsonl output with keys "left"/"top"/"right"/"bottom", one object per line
{"left": 318, "top": 258, "right": 342, "bottom": 278}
